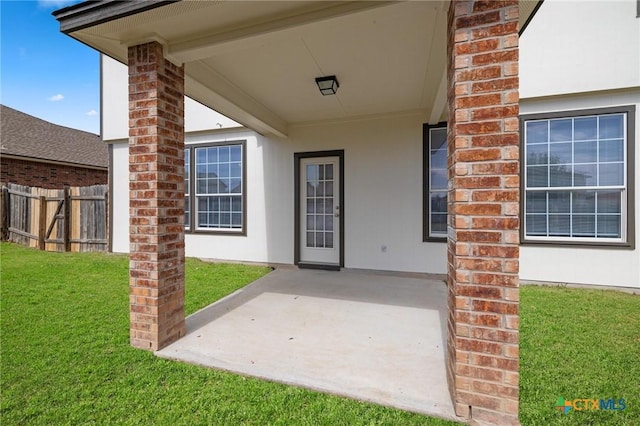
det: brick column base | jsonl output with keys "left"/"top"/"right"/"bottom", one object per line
{"left": 446, "top": 1, "right": 520, "bottom": 424}
{"left": 128, "top": 41, "right": 186, "bottom": 351}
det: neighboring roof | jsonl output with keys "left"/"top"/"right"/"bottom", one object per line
{"left": 0, "top": 105, "right": 107, "bottom": 169}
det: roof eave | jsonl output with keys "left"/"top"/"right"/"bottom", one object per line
{"left": 55, "top": 1, "right": 543, "bottom": 36}
{"left": 53, "top": 0, "right": 179, "bottom": 34}
{"left": 519, "top": 0, "right": 544, "bottom": 35}
{"left": 1, "top": 154, "right": 108, "bottom": 171}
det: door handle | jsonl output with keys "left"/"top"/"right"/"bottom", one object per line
{"left": 335, "top": 205, "right": 340, "bottom": 217}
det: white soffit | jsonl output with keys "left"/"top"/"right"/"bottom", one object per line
{"left": 201, "top": 1, "right": 444, "bottom": 123}
{"left": 67, "top": 0, "right": 540, "bottom": 135}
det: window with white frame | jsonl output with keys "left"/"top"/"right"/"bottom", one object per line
{"left": 423, "top": 123, "right": 448, "bottom": 240}
{"left": 522, "top": 106, "right": 635, "bottom": 245}
{"left": 184, "top": 141, "right": 246, "bottom": 234}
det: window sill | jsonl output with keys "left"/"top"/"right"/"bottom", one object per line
{"left": 186, "top": 229, "right": 246, "bottom": 237}
{"left": 423, "top": 236, "right": 447, "bottom": 243}
{"left": 521, "top": 239, "right": 635, "bottom": 250}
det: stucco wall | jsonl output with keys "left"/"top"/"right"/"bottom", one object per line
{"left": 520, "top": 0, "right": 639, "bottom": 99}
{"left": 110, "top": 101, "right": 640, "bottom": 285}
{"left": 101, "top": 55, "right": 241, "bottom": 141}
{"left": 106, "top": 1, "right": 640, "bottom": 287}
{"left": 111, "top": 113, "right": 447, "bottom": 274}
{"left": 519, "top": 90, "right": 640, "bottom": 288}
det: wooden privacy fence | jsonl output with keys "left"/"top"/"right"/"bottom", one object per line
{"left": 0, "top": 183, "right": 108, "bottom": 252}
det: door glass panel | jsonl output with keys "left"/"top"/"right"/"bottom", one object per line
{"left": 325, "top": 164, "right": 334, "bottom": 179}
{"left": 305, "top": 161, "right": 335, "bottom": 248}
{"left": 325, "top": 232, "right": 333, "bottom": 248}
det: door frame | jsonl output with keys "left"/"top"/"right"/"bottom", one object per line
{"left": 294, "top": 150, "right": 345, "bottom": 270}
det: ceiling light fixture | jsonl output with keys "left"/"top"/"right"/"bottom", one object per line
{"left": 315, "top": 75, "right": 339, "bottom": 96}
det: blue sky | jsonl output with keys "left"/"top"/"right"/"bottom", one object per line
{"left": 1, "top": 0, "right": 100, "bottom": 134}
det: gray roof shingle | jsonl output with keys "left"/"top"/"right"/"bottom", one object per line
{"left": 0, "top": 105, "right": 107, "bottom": 168}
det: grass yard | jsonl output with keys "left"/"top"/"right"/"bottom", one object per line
{"left": 1, "top": 242, "right": 639, "bottom": 425}
{"left": 519, "top": 284, "right": 640, "bottom": 425}
{"left": 0, "top": 243, "right": 454, "bottom": 425}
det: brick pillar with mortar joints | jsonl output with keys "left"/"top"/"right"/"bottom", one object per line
{"left": 128, "top": 41, "right": 186, "bottom": 351}
{"left": 446, "top": 1, "right": 521, "bottom": 424}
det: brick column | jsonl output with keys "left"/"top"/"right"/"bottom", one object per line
{"left": 128, "top": 41, "right": 186, "bottom": 351}
{"left": 446, "top": 1, "right": 520, "bottom": 424}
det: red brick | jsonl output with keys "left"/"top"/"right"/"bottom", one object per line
{"left": 472, "top": 190, "right": 518, "bottom": 202}
{"left": 448, "top": 0, "right": 519, "bottom": 418}
{"left": 471, "top": 21, "right": 519, "bottom": 40}
{"left": 472, "top": 77, "right": 518, "bottom": 94}
{"left": 472, "top": 162, "right": 519, "bottom": 175}
{"left": 471, "top": 217, "right": 519, "bottom": 230}
{"left": 128, "top": 41, "right": 185, "bottom": 352}
{"left": 470, "top": 133, "right": 519, "bottom": 147}
{"left": 472, "top": 300, "right": 518, "bottom": 315}
{"left": 456, "top": 121, "right": 502, "bottom": 135}
{"left": 458, "top": 364, "right": 504, "bottom": 382}
{"left": 456, "top": 65, "right": 502, "bottom": 82}
{"left": 473, "top": 273, "right": 519, "bottom": 287}
{"left": 504, "top": 259, "right": 519, "bottom": 273}
{"left": 471, "top": 105, "right": 519, "bottom": 120}
{"left": 456, "top": 11, "right": 501, "bottom": 29}
{"left": 458, "top": 284, "right": 503, "bottom": 299}
{"left": 471, "top": 380, "right": 519, "bottom": 398}
{"left": 505, "top": 344, "right": 519, "bottom": 358}
{"left": 456, "top": 230, "right": 502, "bottom": 243}
{"left": 456, "top": 93, "right": 502, "bottom": 109}
{"left": 455, "top": 176, "right": 501, "bottom": 189}
{"left": 505, "top": 315, "right": 519, "bottom": 329}
{"left": 472, "top": 50, "right": 519, "bottom": 66}
{"left": 472, "top": 0, "right": 518, "bottom": 13}
{"left": 455, "top": 38, "right": 500, "bottom": 55}
{"left": 504, "top": 371, "right": 519, "bottom": 386}
{"left": 458, "top": 391, "right": 503, "bottom": 411}
{"left": 1, "top": 158, "right": 107, "bottom": 189}
{"left": 457, "top": 338, "right": 503, "bottom": 355}
{"left": 454, "top": 203, "right": 502, "bottom": 216}
{"left": 471, "top": 353, "right": 518, "bottom": 371}
{"left": 472, "top": 244, "right": 519, "bottom": 258}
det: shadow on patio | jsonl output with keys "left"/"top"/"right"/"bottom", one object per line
{"left": 156, "top": 268, "right": 458, "bottom": 421}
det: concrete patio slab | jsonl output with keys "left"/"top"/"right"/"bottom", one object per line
{"left": 156, "top": 268, "right": 459, "bottom": 421}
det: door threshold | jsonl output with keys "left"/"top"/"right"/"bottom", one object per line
{"left": 298, "top": 262, "right": 341, "bottom": 271}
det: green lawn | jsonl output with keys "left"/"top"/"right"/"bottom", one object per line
{"left": 1, "top": 242, "right": 638, "bottom": 425}
{"left": 0, "top": 243, "right": 454, "bottom": 425}
{"left": 519, "top": 285, "right": 640, "bottom": 425}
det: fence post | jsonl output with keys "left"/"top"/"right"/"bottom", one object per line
{"left": 0, "top": 186, "right": 8, "bottom": 241}
{"left": 63, "top": 185, "right": 71, "bottom": 252}
{"left": 38, "top": 196, "right": 47, "bottom": 250}
{"left": 105, "top": 190, "right": 111, "bottom": 253}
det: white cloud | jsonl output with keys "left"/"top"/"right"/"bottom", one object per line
{"left": 48, "top": 94, "right": 64, "bottom": 102}
{"left": 86, "top": 109, "right": 98, "bottom": 116}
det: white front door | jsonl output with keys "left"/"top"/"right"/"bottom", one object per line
{"left": 299, "top": 157, "right": 340, "bottom": 265}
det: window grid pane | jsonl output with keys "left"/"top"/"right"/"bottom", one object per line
{"left": 192, "top": 144, "right": 243, "bottom": 230}
{"left": 524, "top": 112, "right": 626, "bottom": 241}
{"left": 428, "top": 127, "right": 448, "bottom": 237}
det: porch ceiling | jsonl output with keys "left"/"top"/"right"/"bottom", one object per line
{"left": 56, "top": 0, "right": 540, "bottom": 137}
